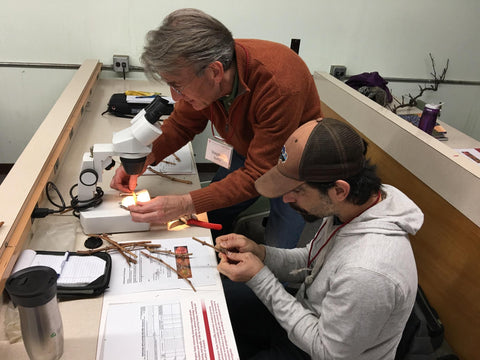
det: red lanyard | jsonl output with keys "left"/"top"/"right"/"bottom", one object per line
{"left": 210, "top": 42, "right": 249, "bottom": 144}
{"left": 307, "top": 191, "right": 381, "bottom": 267}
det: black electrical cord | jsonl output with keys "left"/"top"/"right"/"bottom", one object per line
{"left": 31, "top": 181, "right": 104, "bottom": 218}
{"left": 45, "top": 182, "right": 66, "bottom": 212}
{"left": 68, "top": 183, "right": 104, "bottom": 217}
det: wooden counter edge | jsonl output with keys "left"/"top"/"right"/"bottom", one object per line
{"left": 0, "top": 60, "right": 102, "bottom": 293}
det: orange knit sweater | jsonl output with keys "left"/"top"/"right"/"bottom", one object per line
{"left": 151, "top": 39, "right": 322, "bottom": 214}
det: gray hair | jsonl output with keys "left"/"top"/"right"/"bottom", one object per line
{"left": 141, "top": 8, "right": 235, "bottom": 81}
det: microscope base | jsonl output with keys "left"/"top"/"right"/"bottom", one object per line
{"left": 79, "top": 193, "right": 150, "bottom": 234}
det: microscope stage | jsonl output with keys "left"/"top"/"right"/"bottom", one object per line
{"left": 79, "top": 193, "right": 150, "bottom": 234}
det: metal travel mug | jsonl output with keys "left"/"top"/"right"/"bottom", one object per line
{"left": 418, "top": 103, "right": 442, "bottom": 135}
{"left": 6, "top": 266, "right": 64, "bottom": 360}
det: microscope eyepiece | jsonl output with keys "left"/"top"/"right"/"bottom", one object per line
{"left": 144, "top": 96, "right": 173, "bottom": 124}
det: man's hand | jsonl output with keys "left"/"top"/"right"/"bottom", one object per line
{"left": 216, "top": 234, "right": 266, "bottom": 282}
{"left": 110, "top": 165, "right": 139, "bottom": 193}
{"left": 128, "top": 193, "right": 195, "bottom": 224}
{"left": 216, "top": 233, "right": 266, "bottom": 261}
{"left": 217, "top": 251, "right": 265, "bottom": 282}
{"left": 111, "top": 153, "right": 155, "bottom": 192}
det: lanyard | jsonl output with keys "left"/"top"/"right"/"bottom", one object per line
{"left": 307, "top": 191, "right": 381, "bottom": 267}
{"left": 210, "top": 121, "right": 226, "bottom": 142}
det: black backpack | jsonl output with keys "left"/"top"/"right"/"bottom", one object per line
{"left": 395, "top": 286, "right": 458, "bottom": 360}
{"left": 102, "top": 93, "right": 173, "bottom": 118}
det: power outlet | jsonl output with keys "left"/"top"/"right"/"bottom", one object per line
{"left": 113, "top": 55, "right": 129, "bottom": 73}
{"left": 330, "top": 65, "right": 346, "bottom": 79}
{"left": 290, "top": 38, "right": 301, "bottom": 54}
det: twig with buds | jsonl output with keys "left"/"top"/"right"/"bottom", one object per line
{"left": 161, "top": 160, "right": 176, "bottom": 165}
{"left": 80, "top": 235, "right": 198, "bottom": 291}
{"left": 147, "top": 167, "right": 192, "bottom": 184}
{"left": 77, "top": 241, "right": 155, "bottom": 255}
{"left": 96, "top": 233, "right": 137, "bottom": 265}
{"left": 191, "top": 236, "right": 227, "bottom": 254}
{"left": 145, "top": 247, "right": 193, "bottom": 257}
{"left": 141, "top": 251, "right": 196, "bottom": 292}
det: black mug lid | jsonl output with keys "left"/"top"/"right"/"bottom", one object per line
{"left": 6, "top": 266, "right": 58, "bottom": 307}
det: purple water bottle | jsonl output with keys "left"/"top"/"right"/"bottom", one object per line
{"left": 418, "top": 103, "right": 442, "bottom": 135}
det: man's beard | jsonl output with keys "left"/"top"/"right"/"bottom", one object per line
{"left": 289, "top": 203, "right": 320, "bottom": 223}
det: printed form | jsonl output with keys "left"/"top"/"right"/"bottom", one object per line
{"left": 97, "top": 236, "right": 239, "bottom": 360}
{"left": 100, "top": 293, "right": 238, "bottom": 360}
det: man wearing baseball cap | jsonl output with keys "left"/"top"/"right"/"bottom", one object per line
{"left": 216, "top": 118, "right": 424, "bottom": 359}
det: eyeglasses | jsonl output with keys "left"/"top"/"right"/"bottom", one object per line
{"left": 169, "top": 82, "right": 190, "bottom": 96}
{"left": 167, "top": 66, "right": 207, "bottom": 96}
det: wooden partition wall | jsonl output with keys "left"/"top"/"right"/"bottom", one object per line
{"left": 0, "top": 60, "right": 102, "bottom": 292}
{"left": 315, "top": 72, "right": 480, "bottom": 360}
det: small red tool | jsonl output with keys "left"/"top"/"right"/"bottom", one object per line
{"left": 169, "top": 216, "right": 223, "bottom": 231}
{"left": 184, "top": 218, "right": 222, "bottom": 230}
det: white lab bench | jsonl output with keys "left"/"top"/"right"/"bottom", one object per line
{"left": 0, "top": 60, "right": 238, "bottom": 359}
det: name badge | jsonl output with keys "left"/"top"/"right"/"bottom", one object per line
{"left": 205, "top": 138, "right": 233, "bottom": 169}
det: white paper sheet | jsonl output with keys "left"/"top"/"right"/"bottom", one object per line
{"left": 12, "top": 249, "right": 106, "bottom": 286}
{"left": 59, "top": 255, "right": 106, "bottom": 286}
{"left": 105, "top": 237, "right": 218, "bottom": 296}
{"left": 99, "top": 293, "right": 239, "bottom": 360}
{"left": 101, "top": 301, "right": 185, "bottom": 360}
{"left": 144, "top": 144, "right": 195, "bottom": 175}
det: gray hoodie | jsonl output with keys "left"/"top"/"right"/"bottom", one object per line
{"left": 246, "top": 185, "right": 424, "bottom": 359}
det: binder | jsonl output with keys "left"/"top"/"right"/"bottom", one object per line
{"left": 12, "top": 249, "right": 112, "bottom": 300}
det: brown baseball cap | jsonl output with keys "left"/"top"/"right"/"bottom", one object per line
{"left": 255, "top": 118, "right": 366, "bottom": 198}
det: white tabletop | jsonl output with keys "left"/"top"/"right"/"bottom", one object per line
{"left": 0, "top": 77, "right": 238, "bottom": 360}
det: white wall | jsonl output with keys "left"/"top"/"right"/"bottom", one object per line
{"left": 1, "top": 0, "right": 479, "bottom": 163}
